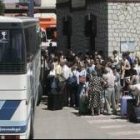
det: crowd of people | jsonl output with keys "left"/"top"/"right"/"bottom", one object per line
{"left": 42, "top": 49, "right": 140, "bottom": 116}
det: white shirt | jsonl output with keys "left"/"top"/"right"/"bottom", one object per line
{"left": 78, "top": 69, "right": 87, "bottom": 84}
{"left": 49, "top": 69, "right": 55, "bottom": 76}
{"left": 134, "top": 66, "right": 140, "bottom": 83}
{"left": 103, "top": 69, "right": 115, "bottom": 88}
{"left": 92, "top": 64, "right": 95, "bottom": 71}
{"left": 112, "top": 55, "right": 121, "bottom": 65}
{"left": 59, "top": 65, "right": 71, "bottom": 82}
{"left": 79, "top": 69, "right": 87, "bottom": 77}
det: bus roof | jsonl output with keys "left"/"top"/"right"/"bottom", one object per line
{"left": 0, "top": 16, "right": 38, "bottom": 23}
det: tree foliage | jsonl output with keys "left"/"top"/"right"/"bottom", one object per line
{"left": 0, "top": 0, "right": 5, "bottom": 15}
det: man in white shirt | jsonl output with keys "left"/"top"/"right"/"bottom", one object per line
{"left": 59, "top": 60, "right": 71, "bottom": 81}
{"left": 59, "top": 60, "right": 71, "bottom": 106}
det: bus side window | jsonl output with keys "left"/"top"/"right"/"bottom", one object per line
{"left": 25, "top": 28, "right": 32, "bottom": 62}
{"left": 25, "top": 25, "right": 39, "bottom": 63}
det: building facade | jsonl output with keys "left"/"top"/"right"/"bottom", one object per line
{"left": 56, "top": 0, "right": 140, "bottom": 58}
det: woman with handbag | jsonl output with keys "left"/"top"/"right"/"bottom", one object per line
{"left": 69, "top": 65, "right": 79, "bottom": 107}
{"left": 76, "top": 62, "right": 87, "bottom": 108}
{"left": 86, "top": 68, "right": 103, "bottom": 116}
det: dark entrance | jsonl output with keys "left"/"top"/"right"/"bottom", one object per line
{"left": 85, "top": 13, "right": 97, "bottom": 52}
{"left": 63, "top": 15, "right": 72, "bottom": 50}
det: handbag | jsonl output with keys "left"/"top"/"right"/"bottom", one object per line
{"left": 51, "top": 78, "right": 57, "bottom": 89}
{"left": 67, "top": 73, "right": 77, "bottom": 85}
{"left": 79, "top": 76, "right": 86, "bottom": 83}
{"left": 51, "top": 78, "right": 59, "bottom": 89}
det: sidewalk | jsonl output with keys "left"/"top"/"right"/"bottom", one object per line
{"left": 34, "top": 102, "right": 111, "bottom": 139}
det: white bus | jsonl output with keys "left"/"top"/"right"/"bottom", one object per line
{"left": 0, "top": 16, "right": 42, "bottom": 139}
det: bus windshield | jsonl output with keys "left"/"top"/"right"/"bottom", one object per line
{"left": 0, "top": 29, "right": 25, "bottom": 64}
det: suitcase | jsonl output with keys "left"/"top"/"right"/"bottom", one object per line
{"left": 79, "top": 94, "right": 90, "bottom": 115}
{"left": 48, "top": 89, "right": 63, "bottom": 110}
{"left": 127, "top": 99, "right": 135, "bottom": 119}
{"left": 121, "top": 95, "right": 132, "bottom": 116}
{"left": 134, "top": 107, "right": 140, "bottom": 122}
{"left": 127, "top": 99, "right": 140, "bottom": 123}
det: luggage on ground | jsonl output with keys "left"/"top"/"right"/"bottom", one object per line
{"left": 121, "top": 95, "right": 132, "bottom": 116}
{"left": 48, "top": 89, "right": 63, "bottom": 110}
{"left": 127, "top": 99, "right": 140, "bottom": 123}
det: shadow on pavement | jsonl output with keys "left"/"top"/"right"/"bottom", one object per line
{"left": 72, "top": 112, "right": 81, "bottom": 117}
{"left": 42, "top": 107, "right": 48, "bottom": 110}
{"left": 111, "top": 116, "right": 128, "bottom": 120}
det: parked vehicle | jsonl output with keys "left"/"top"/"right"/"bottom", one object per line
{"left": 0, "top": 16, "right": 42, "bottom": 139}
{"left": 39, "top": 17, "right": 57, "bottom": 48}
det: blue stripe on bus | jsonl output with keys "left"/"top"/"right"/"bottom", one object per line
{"left": 0, "top": 101, "right": 5, "bottom": 110}
{"left": 0, "top": 126, "right": 27, "bottom": 134}
{"left": 0, "top": 101, "right": 21, "bottom": 120}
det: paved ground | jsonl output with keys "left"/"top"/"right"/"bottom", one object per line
{"left": 34, "top": 98, "right": 140, "bottom": 139}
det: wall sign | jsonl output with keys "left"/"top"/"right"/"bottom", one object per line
{"left": 71, "top": 0, "right": 86, "bottom": 9}
{"left": 57, "top": 0, "right": 69, "bottom": 4}
{"left": 120, "top": 41, "right": 135, "bottom": 53}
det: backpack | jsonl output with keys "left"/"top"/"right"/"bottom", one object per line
{"left": 67, "top": 72, "right": 78, "bottom": 87}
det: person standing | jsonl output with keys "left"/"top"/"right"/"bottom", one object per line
{"left": 113, "top": 67, "right": 121, "bottom": 109}
{"left": 59, "top": 60, "right": 71, "bottom": 106}
{"left": 134, "top": 56, "right": 140, "bottom": 83}
{"left": 102, "top": 67, "right": 117, "bottom": 115}
{"left": 77, "top": 62, "right": 87, "bottom": 108}
{"left": 87, "top": 69, "right": 103, "bottom": 116}
{"left": 69, "top": 65, "right": 79, "bottom": 107}
{"left": 121, "top": 53, "right": 131, "bottom": 95}
{"left": 112, "top": 50, "right": 121, "bottom": 66}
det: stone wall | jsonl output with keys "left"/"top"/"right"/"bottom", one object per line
{"left": 108, "top": 2, "right": 140, "bottom": 57}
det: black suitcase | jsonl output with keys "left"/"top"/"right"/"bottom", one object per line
{"left": 127, "top": 99, "right": 140, "bottom": 123}
{"left": 48, "top": 89, "right": 63, "bottom": 110}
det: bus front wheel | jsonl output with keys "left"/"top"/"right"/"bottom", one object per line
{"left": 29, "top": 114, "right": 34, "bottom": 139}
